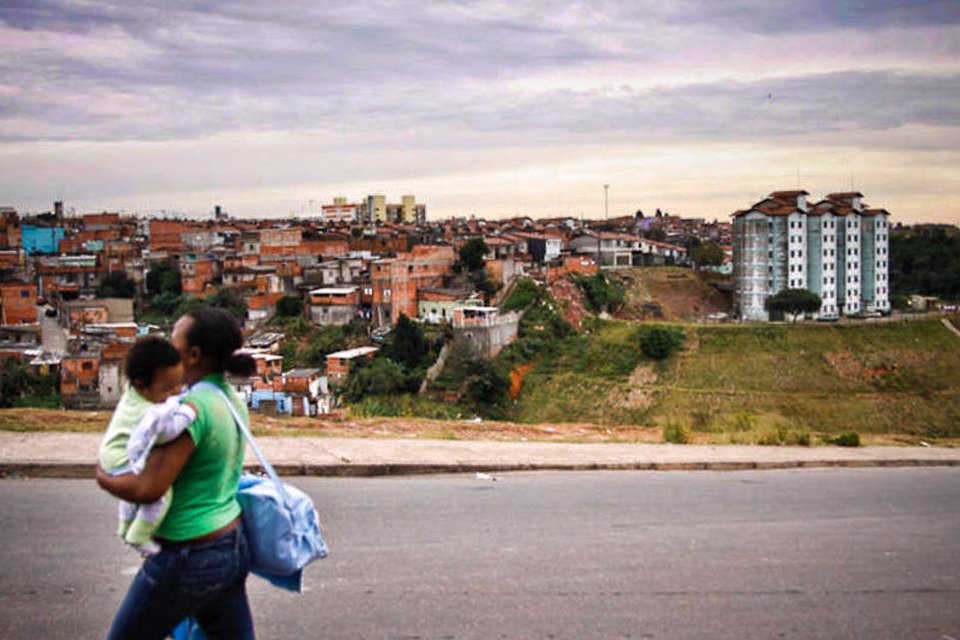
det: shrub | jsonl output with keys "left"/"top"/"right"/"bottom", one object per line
{"left": 639, "top": 326, "right": 685, "bottom": 360}
{"left": 757, "top": 427, "right": 783, "bottom": 446}
{"left": 832, "top": 431, "right": 861, "bottom": 447}
{"left": 784, "top": 427, "right": 812, "bottom": 446}
{"left": 663, "top": 422, "right": 692, "bottom": 444}
{"left": 502, "top": 278, "right": 542, "bottom": 312}
{"left": 341, "top": 357, "right": 419, "bottom": 402}
{"left": 275, "top": 296, "right": 304, "bottom": 318}
{"left": 571, "top": 272, "right": 625, "bottom": 314}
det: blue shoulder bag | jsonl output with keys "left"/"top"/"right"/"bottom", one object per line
{"left": 195, "top": 381, "right": 329, "bottom": 593}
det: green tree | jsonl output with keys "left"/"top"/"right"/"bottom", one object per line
{"left": 639, "top": 326, "right": 685, "bottom": 360}
{"left": 97, "top": 271, "right": 137, "bottom": 298}
{"left": 381, "top": 314, "right": 429, "bottom": 371}
{"left": 459, "top": 237, "right": 488, "bottom": 272}
{"left": 890, "top": 225, "right": 960, "bottom": 300}
{"left": 149, "top": 291, "right": 182, "bottom": 317}
{"left": 469, "top": 269, "right": 498, "bottom": 304}
{"left": 462, "top": 358, "right": 510, "bottom": 418}
{"left": 341, "top": 357, "right": 417, "bottom": 401}
{"left": 0, "top": 358, "right": 31, "bottom": 408}
{"left": 170, "top": 288, "right": 247, "bottom": 323}
{"left": 206, "top": 287, "right": 247, "bottom": 320}
{"left": 765, "top": 289, "right": 822, "bottom": 321}
{"left": 275, "top": 295, "right": 304, "bottom": 318}
{"left": 146, "top": 261, "right": 182, "bottom": 296}
{"left": 691, "top": 242, "right": 724, "bottom": 268}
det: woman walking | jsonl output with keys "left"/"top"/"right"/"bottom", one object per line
{"left": 97, "top": 307, "right": 257, "bottom": 639}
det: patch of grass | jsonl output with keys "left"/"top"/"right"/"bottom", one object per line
{"left": 663, "top": 421, "right": 692, "bottom": 444}
{"left": 348, "top": 394, "right": 464, "bottom": 420}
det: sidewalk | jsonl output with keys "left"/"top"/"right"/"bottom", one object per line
{"left": 2, "top": 432, "right": 959, "bottom": 478}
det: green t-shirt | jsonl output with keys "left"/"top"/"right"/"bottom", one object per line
{"left": 155, "top": 373, "right": 247, "bottom": 541}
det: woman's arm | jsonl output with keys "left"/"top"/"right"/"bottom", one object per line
{"left": 96, "top": 431, "right": 195, "bottom": 503}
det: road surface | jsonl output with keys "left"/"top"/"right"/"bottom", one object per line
{"left": 1, "top": 468, "right": 958, "bottom": 639}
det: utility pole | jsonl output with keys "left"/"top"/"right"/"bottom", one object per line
{"left": 599, "top": 184, "right": 609, "bottom": 269}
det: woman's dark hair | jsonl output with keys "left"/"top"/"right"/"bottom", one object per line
{"left": 185, "top": 307, "right": 256, "bottom": 376}
{"left": 125, "top": 336, "right": 181, "bottom": 388}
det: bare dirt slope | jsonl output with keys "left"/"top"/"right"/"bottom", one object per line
{"left": 548, "top": 277, "right": 590, "bottom": 329}
{"left": 615, "top": 267, "right": 731, "bottom": 321}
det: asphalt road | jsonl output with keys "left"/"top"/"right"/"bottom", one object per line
{"left": 1, "top": 468, "right": 959, "bottom": 640}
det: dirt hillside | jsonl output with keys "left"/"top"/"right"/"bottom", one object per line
{"left": 614, "top": 267, "right": 731, "bottom": 321}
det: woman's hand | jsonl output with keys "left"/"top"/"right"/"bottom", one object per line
{"left": 94, "top": 432, "right": 196, "bottom": 503}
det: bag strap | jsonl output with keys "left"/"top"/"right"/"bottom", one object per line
{"left": 192, "top": 380, "right": 292, "bottom": 506}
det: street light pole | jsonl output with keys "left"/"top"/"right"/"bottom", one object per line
{"left": 604, "top": 184, "right": 609, "bottom": 222}
{"left": 598, "top": 184, "right": 609, "bottom": 269}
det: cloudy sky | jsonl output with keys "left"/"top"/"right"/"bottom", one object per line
{"left": 1, "top": 0, "right": 958, "bottom": 223}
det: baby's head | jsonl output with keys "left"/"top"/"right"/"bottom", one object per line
{"left": 125, "top": 336, "right": 183, "bottom": 404}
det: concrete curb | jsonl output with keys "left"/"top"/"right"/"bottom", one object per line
{"left": 3, "top": 458, "right": 959, "bottom": 480}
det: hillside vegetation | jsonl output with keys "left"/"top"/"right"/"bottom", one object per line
{"left": 506, "top": 315, "right": 960, "bottom": 440}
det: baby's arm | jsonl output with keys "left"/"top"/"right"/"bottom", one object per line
{"left": 127, "top": 399, "right": 197, "bottom": 475}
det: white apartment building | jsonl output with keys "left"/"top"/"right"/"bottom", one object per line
{"left": 733, "top": 190, "right": 891, "bottom": 321}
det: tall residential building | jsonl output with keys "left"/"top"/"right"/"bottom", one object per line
{"left": 732, "top": 190, "right": 891, "bottom": 321}
{"left": 357, "top": 194, "right": 426, "bottom": 224}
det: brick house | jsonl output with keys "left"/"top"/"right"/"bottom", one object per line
{"left": 371, "top": 244, "right": 455, "bottom": 326}
{"left": 60, "top": 353, "right": 100, "bottom": 409}
{"left": 309, "top": 287, "right": 359, "bottom": 326}
{"left": 0, "top": 282, "right": 38, "bottom": 324}
{"left": 325, "top": 346, "right": 378, "bottom": 384}
{"left": 280, "top": 368, "right": 327, "bottom": 416}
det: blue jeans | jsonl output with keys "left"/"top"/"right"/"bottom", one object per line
{"left": 107, "top": 522, "right": 255, "bottom": 640}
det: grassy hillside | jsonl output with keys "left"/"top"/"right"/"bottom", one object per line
{"left": 507, "top": 316, "right": 960, "bottom": 440}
